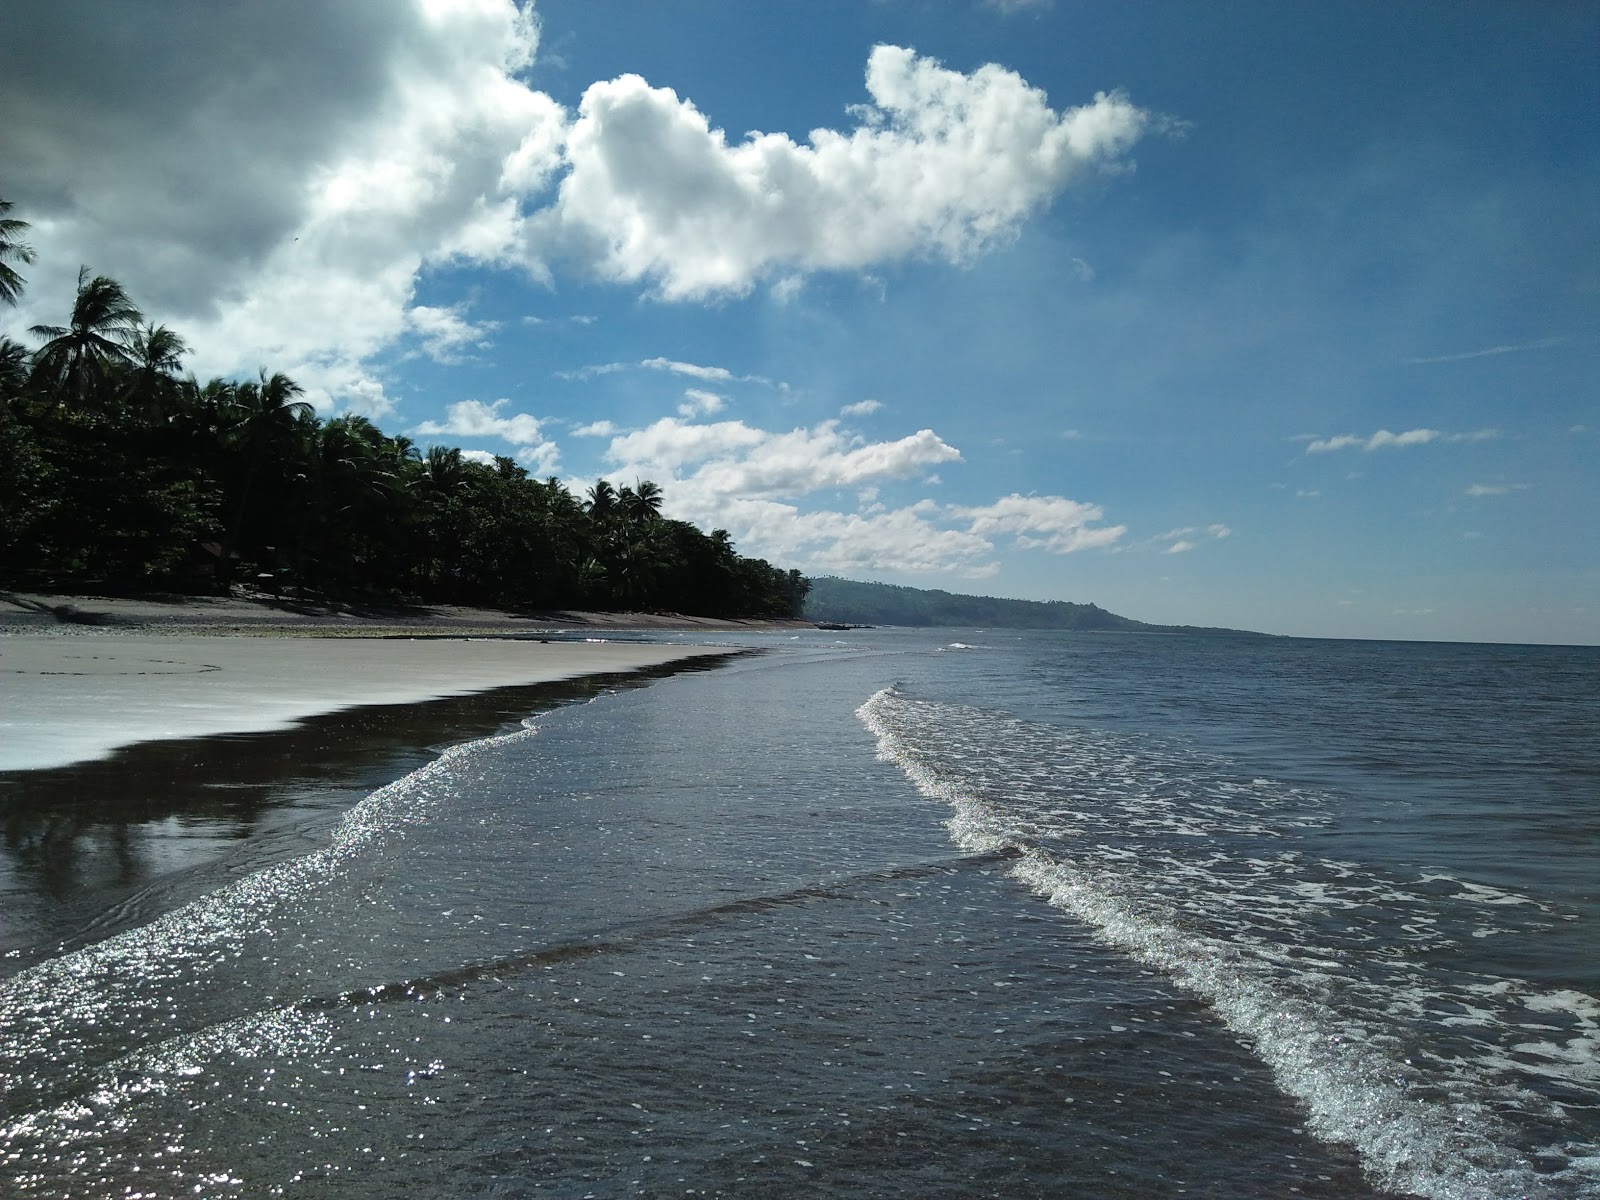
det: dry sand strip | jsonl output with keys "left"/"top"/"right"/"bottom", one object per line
{"left": 0, "top": 635, "right": 734, "bottom": 773}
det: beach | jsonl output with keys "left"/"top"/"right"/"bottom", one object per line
{"left": 0, "top": 590, "right": 791, "bottom": 772}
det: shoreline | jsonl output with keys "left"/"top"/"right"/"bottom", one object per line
{"left": 0, "top": 625, "right": 749, "bottom": 774}
{"left": 0, "top": 589, "right": 810, "bottom": 638}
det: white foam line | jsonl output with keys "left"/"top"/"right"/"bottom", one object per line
{"left": 856, "top": 688, "right": 1571, "bottom": 1200}
{"left": 0, "top": 725, "right": 540, "bottom": 1077}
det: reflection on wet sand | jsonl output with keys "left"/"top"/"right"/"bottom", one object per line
{"left": 0, "top": 653, "right": 737, "bottom": 971}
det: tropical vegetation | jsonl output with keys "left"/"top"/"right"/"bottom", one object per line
{"left": 0, "top": 202, "right": 809, "bottom": 619}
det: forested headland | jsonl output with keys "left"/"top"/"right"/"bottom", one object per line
{"left": 803, "top": 575, "right": 1258, "bottom": 635}
{"left": 0, "top": 202, "right": 808, "bottom": 619}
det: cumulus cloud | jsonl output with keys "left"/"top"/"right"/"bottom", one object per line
{"left": 591, "top": 413, "right": 1120, "bottom": 575}
{"left": 950, "top": 494, "right": 1125, "bottom": 554}
{"left": 407, "top": 304, "right": 497, "bottom": 364}
{"left": 526, "top": 44, "right": 1151, "bottom": 299}
{"left": 0, "top": 2, "right": 1152, "bottom": 435}
{"left": 412, "top": 398, "right": 559, "bottom": 473}
{"left": 677, "top": 388, "right": 726, "bottom": 417}
{"left": 2, "top": 6, "right": 1153, "bottom": 411}
{"left": 841, "top": 399, "right": 884, "bottom": 417}
{"left": 0, "top": 0, "right": 565, "bottom": 412}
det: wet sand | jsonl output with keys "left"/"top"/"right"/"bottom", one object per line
{"left": 0, "top": 634, "right": 736, "bottom": 773}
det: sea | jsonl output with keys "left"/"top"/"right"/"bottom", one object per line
{"left": 0, "top": 627, "right": 1595, "bottom": 1199}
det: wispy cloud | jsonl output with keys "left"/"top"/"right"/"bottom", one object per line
{"left": 558, "top": 358, "right": 776, "bottom": 387}
{"left": 1465, "top": 482, "right": 1530, "bottom": 497}
{"left": 1403, "top": 336, "right": 1562, "bottom": 365}
{"left": 1300, "top": 428, "right": 1498, "bottom": 454}
{"left": 1134, "top": 524, "right": 1232, "bottom": 554}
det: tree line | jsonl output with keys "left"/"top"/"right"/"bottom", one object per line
{"left": 0, "top": 201, "right": 809, "bottom": 619}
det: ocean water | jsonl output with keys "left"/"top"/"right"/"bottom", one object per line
{"left": 0, "top": 628, "right": 1595, "bottom": 1199}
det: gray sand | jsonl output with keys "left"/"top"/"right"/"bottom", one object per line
{"left": 0, "top": 635, "right": 731, "bottom": 772}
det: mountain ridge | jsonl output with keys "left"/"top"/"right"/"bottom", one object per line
{"left": 802, "top": 575, "right": 1262, "bottom": 636}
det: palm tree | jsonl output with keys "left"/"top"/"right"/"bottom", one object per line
{"left": 620, "top": 478, "right": 664, "bottom": 525}
{"left": 0, "top": 337, "right": 30, "bottom": 400}
{"left": 28, "top": 267, "right": 142, "bottom": 405}
{"left": 124, "top": 322, "right": 189, "bottom": 418}
{"left": 0, "top": 199, "right": 34, "bottom": 306}
{"left": 219, "top": 370, "right": 312, "bottom": 588}
{"left": 585, "top": 478, "right": 618, "bottom": 520}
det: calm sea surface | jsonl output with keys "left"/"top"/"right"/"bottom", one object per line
{"left": 0, "top": 629, "right": 1595, "bottom": 1198}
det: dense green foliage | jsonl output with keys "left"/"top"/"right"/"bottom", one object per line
{"left": 804, "top": 575, "right": 1254, "bottom": 635}
{"left": 0, "top": 206, "right": 808, "bottom": 619}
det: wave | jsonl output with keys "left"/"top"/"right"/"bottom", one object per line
{"left": 858, "top": 685, "right": 1600, "bottom": 1200}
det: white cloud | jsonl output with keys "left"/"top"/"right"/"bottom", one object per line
{"left": 841, "top": 399, "right": 884, "bottom": 417}
{"left": 592, "top": 415, "right": 1119, "bottom": 575}
{"left": 407, "top": 304, "right": 497, "bottom": 364}
{"left": 1305, "top": 428, "right": 1438, "bottom": 453}
{"left": 1070, "top": 257, "right": 1095, "bottom": 282}
{"left": 412, "top": 398, "right": 559, "bottom": 472}
{"left": 1138, "top": 524, "right": 1231, "bottom": 554}
{"left": 1404, "top": 336, "right": 1561, "bottom": 365}
{"left": 2, "top": 1, "right": 564, "bottom": 412}
{"left": 526, "top": 45, "right": 1151, "bottom": 299}
{"left": 703, "top": 497, "right": 1000, "bottom": 577}
{"left": 770, "top": 274, "right": 805, "bottom": 304}
{"left": 460, "top": 448, "right": 498, "bottom": 466}
{"left": 2, "top": 14, "right": 1153, "bottom": 408}
{"left": 414, "top": 398, "right": 543, "bottom": 445}
{"left": 1465, "top": 482, "right": 1529, "bottom": 496}
{"left": 1303, "top": 427, "right": 1500, "bottom": 453}
{"left": 950, "top": 494, "right": 1124, "bottom": 554}
{"left": 641, "top": 357, "right": 738, "bottom": 383}
{"left": 562, "top": 358, "right": 775, "bottom": 388}
{"left": 677, "top": 388, "right": 726, "bottom": 417}
{"left": 571, "top": 420, "right": 617, "bottom": 438}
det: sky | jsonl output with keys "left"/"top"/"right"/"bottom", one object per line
{"left": 1, "top": 0, "right": 1595, "bottom": 644}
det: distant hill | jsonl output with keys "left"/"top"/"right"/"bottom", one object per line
{"left": 803, "top": 576, "right": 1259, "bottom": 635}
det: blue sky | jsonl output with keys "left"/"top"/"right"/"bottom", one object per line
{"left": 2, "top": 1, "right": 1595, "bottom": 642}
